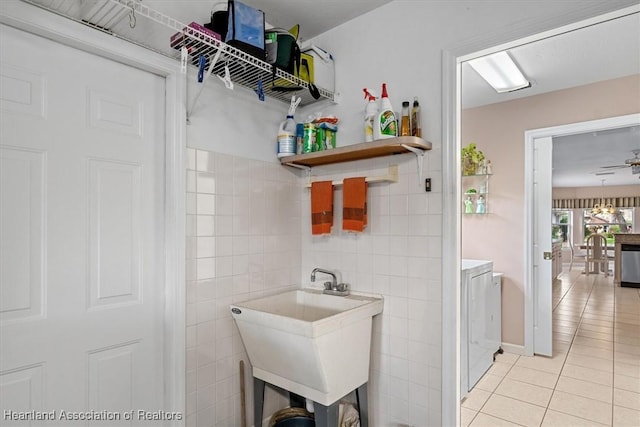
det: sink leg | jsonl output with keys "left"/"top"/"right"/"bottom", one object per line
{"left": 314, "top": 402, "right": 339, "bottom": 427}
{"left": 356, "top": 383, "right": 369, "bottom": 427}
{"left": 289, "top": 392, "right": 305, "bottom": 409}
{"left": 253, "top": 377, "right": 265, "bottom": 427}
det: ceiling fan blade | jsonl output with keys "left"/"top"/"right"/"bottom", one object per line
{"left": 600, "top": 164, "right": 629, "bottom": 169}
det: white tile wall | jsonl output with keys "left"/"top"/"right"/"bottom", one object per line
{"left": 300, "top": 154, "right": 443, "bottom": 426}
{"left": 186, "top": 147, "right": 442, "bottom": 426}
{"left": 186, "top": 148, "right": 301, "bottom": 427}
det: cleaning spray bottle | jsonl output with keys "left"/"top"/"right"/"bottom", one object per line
{"left": 363, "top": 88, "right": 378, "bottom": 142}
{"left": 277, "top": 96, "right": 302, "bottom": 158}
{"left": 374, "top": 83, "right": 397, "bottom": 140}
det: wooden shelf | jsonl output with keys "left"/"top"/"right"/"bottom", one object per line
{"left": 279, "top": 136, "right": 432, "bottom": 168}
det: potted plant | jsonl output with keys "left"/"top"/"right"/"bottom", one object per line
{"left": 461, "top": 143, "right": 485, "bottom": 176}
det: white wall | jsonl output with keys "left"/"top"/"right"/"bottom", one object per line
{"left": 185, "top": 148, "right": 301, "bottom": 426}
{"left": 186, "top": 72, "right": 287, "bottom": 162}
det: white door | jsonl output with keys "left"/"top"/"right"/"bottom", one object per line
{"left": 532, "top": 136, "right": 553, "bottom": 356}
{"left": 0, "top": 23, "right": 166, "bottom": 423}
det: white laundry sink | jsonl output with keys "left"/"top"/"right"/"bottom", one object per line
{"left": 231, "top": 289, "right": 383, "bottom": 405}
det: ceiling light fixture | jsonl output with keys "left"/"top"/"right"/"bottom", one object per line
{"left": 468, "top": 51, "right": 531, "bottom": 93}
{"left": 591, "top": 179, "right": 616, "bottom": 215}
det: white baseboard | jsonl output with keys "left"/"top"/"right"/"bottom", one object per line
{"left": 500, "top": 342, "right": 526, "bottom": 356}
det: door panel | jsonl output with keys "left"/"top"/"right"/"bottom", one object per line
{"left": 533, "top": 136, "right": 553, "bottom": 356}
{"left": 0, "top": 147, "right": 45, "bottom": 323}
{"left": 0, "top": 23, "right": 165, "bottom": 421}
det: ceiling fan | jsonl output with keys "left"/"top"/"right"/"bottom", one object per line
{"left": 600, "top": 149, "right": 640, "bottom": 174}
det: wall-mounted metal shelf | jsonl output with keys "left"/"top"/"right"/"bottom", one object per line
{"left": 23, "top": 0, "right": 335, "bottom": 107}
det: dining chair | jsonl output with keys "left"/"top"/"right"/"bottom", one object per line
{"left": 568, "top": 240, "right": 586, "bottom": 272}
{"left": 585, "top": 233, "right": 608, "bottom": 276}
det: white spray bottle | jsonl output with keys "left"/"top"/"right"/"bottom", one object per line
{"left": 374, "top": 83, "right": 397, "bottom": 140}
{"left": 363, "top": 88, "right": 378, "bottom": 142}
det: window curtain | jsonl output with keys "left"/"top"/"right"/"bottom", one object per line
{"left": 552, "top": 196, "right": 640, "bottom": 209}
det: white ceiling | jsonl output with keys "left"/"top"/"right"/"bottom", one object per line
{"left": 553, "top": 127, "right": 640, "bottom": 187}
{"left": 462, "top": 12, "right": 640, "bottom": 187}
{"left": 145, "top": 0, "right": 393, "bottom": 42}
{"left": 461, "top": 12, "right": 640, "bottom": 109}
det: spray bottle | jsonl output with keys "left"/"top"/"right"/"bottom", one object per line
{"left": 374, "top": 83, "right": 397, "bottom": 140}
{"left": 363, "top": 88, "right": 378, "bottom": 142}
{"left": 277, "top": 96, "right": 302, "bottom": 158}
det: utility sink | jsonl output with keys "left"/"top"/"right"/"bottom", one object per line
{"left": 231, "top": 289, "right": 383, "bottom": 406}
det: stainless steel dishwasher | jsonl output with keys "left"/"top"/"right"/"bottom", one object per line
{"left": 621, "top": 244, "right": 640, "bottom": 288}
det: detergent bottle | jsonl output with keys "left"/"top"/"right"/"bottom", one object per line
{"left": 277, "top": 96, "right": 302, "bottom": 158}
{"left": 374, "top": 83, "right": 397, "bottom": 140}
{"left": 363, "top": 88, "right": 378, "bottom": 142}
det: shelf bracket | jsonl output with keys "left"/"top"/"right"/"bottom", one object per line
{"left": 401, "top": 144, "right": 426, "bottom": 184}
{"left": 285, "top": 162, "right": 312, "bottom": 184}
{"left": 187, "top": 45, "right": 225, "bottom": 123}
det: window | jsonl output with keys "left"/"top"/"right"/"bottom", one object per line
{"left": 583, "top": 208, "right": 634, "bottom": 244}
{"left": 552, "top": 209, "right": 571, "bottom": 242}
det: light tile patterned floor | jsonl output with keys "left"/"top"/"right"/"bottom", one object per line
{"left": 461, "top": 269, "right": 640, "bottom": 427}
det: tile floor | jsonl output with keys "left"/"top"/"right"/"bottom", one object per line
{"left": 461, "top": 269, "right": 640, "bottom": 427}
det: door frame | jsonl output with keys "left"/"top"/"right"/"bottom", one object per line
{"left": 0, "top": 2, "right": 187, "bottom": 423}
{"left": 441, "top": 4, "right": 640, "bottom": 426}
{"left": 523, "top": 113, "right": 640, "bottom": 356}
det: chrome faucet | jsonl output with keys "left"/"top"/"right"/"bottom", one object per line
{"left": 311, "top": 267, "right": 337, "bottom": 288}
{"left": 311, "top": 268, "right": 350, "bottom": 296}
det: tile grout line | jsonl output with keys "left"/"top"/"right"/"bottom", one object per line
{"left": 541, "top": 271, "right": 602, "bottom": 426}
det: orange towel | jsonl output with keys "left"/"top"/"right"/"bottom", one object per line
{"left": 343, "top": 177, "right": 367, "bottom": 232}
{"left": 311, "top": 181, "right": 334, "bottom": 235}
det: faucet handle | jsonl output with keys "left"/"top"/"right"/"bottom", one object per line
{"left": 336, "top": 283, "right": 350, "bottom": 292}
{"left": 323, "top": 281, "right": 333, "bottom": 290}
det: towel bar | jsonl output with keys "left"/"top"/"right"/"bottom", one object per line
{"left": 304, "top": 165, "right": 398, "bottom": 188}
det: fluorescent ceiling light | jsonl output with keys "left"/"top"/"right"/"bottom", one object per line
{"left": 468, "top": 51, "right": 530, "bottom": 93}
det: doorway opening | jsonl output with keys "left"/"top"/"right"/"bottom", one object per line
{"left": 443, "top": 5, "right": 640, "bottom": 426}
{"left": 524, "top": 113, "right": 640, "bottom": 356}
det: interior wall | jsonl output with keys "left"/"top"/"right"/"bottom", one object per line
{"left": 185, "top": 70, "right": 288, "bottom": 162}
{"left": 185, "top": 148, "right": 301, "bottom": 426}
{"left": 462, "top": 74, "right": 640, "bottom": 347}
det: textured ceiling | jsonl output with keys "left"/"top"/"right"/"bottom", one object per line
{"left": 462, "top": 12, "right": 640, "bottom": 109}
{"left": 553, "top": 127, "right": 640, "bottom": 187}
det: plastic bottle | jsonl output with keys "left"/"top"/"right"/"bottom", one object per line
{"left": 277, "top": 96, "right": 302, "bottom": 158}
{"left": 277, "top": 115, "right": 297, "bottom": 157}
{"left": 400, "top": 101, "right": 411, "bottom": 136}
{"left": 374, "top": 83, "right": 397, "bottom": 140}
{"left": 363, "top": 88, "right": 378, "bottom": 142}
{"left": 411, "top": 96, "right": 422, "bottom": 138}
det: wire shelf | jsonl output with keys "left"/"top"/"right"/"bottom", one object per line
{"left": 21, "top": 0, "right": 335, "bottom": 106}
